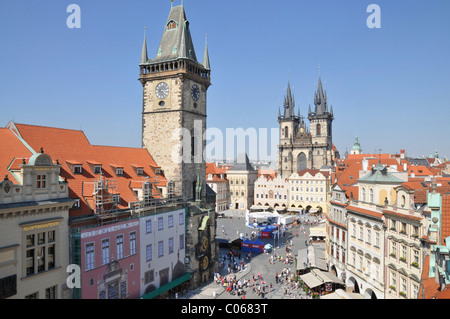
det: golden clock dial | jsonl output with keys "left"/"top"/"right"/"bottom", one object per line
{"left": 201, "top": 237, "right": 208, "bottom": 252}
{"left": 202, "top": 256, "right": 209, "bottom": 270}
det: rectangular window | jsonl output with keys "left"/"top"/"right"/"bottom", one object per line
{"left": 26, "top": 249, "right": 35, "bottom": 276}
{"left": 359, "top": 226, "right": 363, "bottom": 241}
{"left": 169, "top": 237, "right": 174, "bottom": 254}
{"left": 102, "top": 239, "right": 110, "bottom": 265}
{"left": 48, "top": 230, "right": 55, "bottom": 242}
{"left": 36, "top": 175, "right": 46, "bottom": 188}
{"left": 116, "top": 235, "right": 124, "bottom": 260}
{"left": 158, "top": 217, "right": 163, "bottom": 231}
{"left": 413, "top": 284, "right": 419, "bottom": 299}
{"left": 367, "top": 229, "right": 371, "bottom": 243}
{"left": 168, "top": 215, "right": 174, "bottom": 228}
{"left": 375, "top": 232, "right": 380, "bottom": 247}
{"left": 73, "top": 165, "right": 82, "bottom": 174}
{"left": 413, "top": 250, "right": 419, "bottom": 264}
{"left": 158, "top": 241, "right": 164, "bottom": 257}
{"left": 179, "top": 213, "right": 184, "bottom": 225}
{"left": 146, "top": 244, "right": 152, "bottom": 262}
{"left": 45, "top": 286, "right": 57, "bottom": 299}
{"left": 146, "top": 220, "right": 152, "bottom": 233}
{"left": 130, "top": 232, "right": 136, "bottom": 255}
{"left": 402, "top": 278, "right": 407, "bottom": 294}
{"left": 47, "top": 244, "right": 55, "bottom": 269}
{"left": 94, "top": 166, "right": 102, "bottom": 174}
{"left": 37, "top": 247, "right": 45, "bottom": 273}
{"left": 179, "top": 234, "right": 185, "bottom": 249}
{"left": 86, "top": 243, "right": 94, "bottom": 270}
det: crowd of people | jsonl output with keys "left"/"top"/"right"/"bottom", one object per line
{"left": 210, "top": 214, "right": 328, "bottom": 299}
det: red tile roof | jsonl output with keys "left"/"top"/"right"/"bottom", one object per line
{"left": 346, "top": 205, "right": 383, "bottom": 219}
{"left": 297, "top": 169, "right": 330, "bottom": 178}
{"left": 206, "top": 162, "right": 227, "bottom": 182}
{"left": 0, "top": 128, "right": 34, "bottom": 183}
{"left": 12, "top": 123, "right": 167, "bottom": 220}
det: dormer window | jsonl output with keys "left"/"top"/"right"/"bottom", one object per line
{"left": 94, "top": 165, "right": 102, "bottom": 174}
{"left": 73, "top": 165, "right": 82, "bottom": 174}
{"left": 116, "top": 168, "right": 124, "bottom": 176}
{"left": 137, "top": 168, "right": 144, "bottom": 176}
{"left": 208, "top": 174, "right": 213, "bottom": 180}
{"left": 167, "top": 20, "right": 177, "bottom": 30}
{"left": 155, "top": 168, "right": 161, "bottom": 175}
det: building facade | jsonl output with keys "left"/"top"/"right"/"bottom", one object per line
{"left": 327, "top": 183, "right": 349, "bottom": 284}
{"left": 253, "top": 172, "right": 288, "bottom": 211}
{"left": 206, "top": 163, "right": 230, "bottom": 212}
{"left": 227, "top": 153, "right": 258, "bottom": 210}
{"left": 0, "top": 148, "right": 74, "bottom": 299}
{"left": 287, "top": 169, "right": 331, "bottom": 214}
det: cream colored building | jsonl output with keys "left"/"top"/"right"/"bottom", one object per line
{"left": 227, "top": 154, "right": 258, "bottom": 210}
{"left": 287, "top": 169, "right": 331, "bottom": 214}
{"left": 345, "top": 162, "right": 407, "bottom": 299}
{"left": 0, "top": 151, "right": 74, "bottom": 299}
{"left": 253, "top": 171, "right": 288, "bottom": 211}
{"left": 382, "top": 184, "right": 427, "bottom": 299}
{"left": 206, "top": 162, "right": 230, "bottom": 212}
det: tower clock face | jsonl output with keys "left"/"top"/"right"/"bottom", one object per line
{"left": 155, "top": 82, "right": 169, "bottom": 99}
{"left": 201, "top": 256, "right": 209, "bottom": 270}
{"left": 191, "top": 84, "right": 200, "bottom": 101}
{"left": 200, "top": 236, "right": 209, "bottom": 253}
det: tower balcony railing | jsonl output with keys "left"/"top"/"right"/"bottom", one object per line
{"left": 140, "top": 58, "right": 211, "bottom": 82}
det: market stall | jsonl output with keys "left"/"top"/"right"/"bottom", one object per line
{"left": 240, "top": 238, "right": 265, "bottom": 253}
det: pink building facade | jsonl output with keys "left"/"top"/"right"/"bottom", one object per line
{"left": 79, "top": 219, "right": 140, "bottom": 299}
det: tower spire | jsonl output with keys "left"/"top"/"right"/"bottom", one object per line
{"left": 140, "top": 27, "right": 148, "bottom": 65}
{"left": 203, "top": 34, "right": 210, "bottom": 69}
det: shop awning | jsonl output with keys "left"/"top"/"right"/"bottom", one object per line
{"left": 300, "top": 271, "right": 325, "bottom": 289}
{"left": 300, "top": 269, "right": 344, "bottom": 289}
{"left": 142, "top": 273, "right": 191, "bottom": 299}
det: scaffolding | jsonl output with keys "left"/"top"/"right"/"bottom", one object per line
{"left": 83, "top": 175, "right": 119, "bottom": 223}
{"left": 129, "top": 178, "right": 183, "bottom": 216}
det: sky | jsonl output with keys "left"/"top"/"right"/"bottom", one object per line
{"left": 1, "top": 0, "right": 449, "bottom": 163}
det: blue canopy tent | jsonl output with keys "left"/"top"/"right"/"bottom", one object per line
{"left": 261, "top": 225, "right": 278, "bottom": 238}
{"left": 241, "top": 239, "right": 265, "bottom": 253}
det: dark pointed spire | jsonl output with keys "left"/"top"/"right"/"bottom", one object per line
{"left": 154, "top": 4, "right": 197, "bottom": 62}
{"left": 140, "top": 27, "right": 148, "bottom": 65}
{"left": 203, "top": 34, "right": 210, "bottom": 69}
{"left": 283, "top": 81, "right": 295, "bottom": 118}
{"left": 314, "top": 75, "right": 327, "bottom": 114}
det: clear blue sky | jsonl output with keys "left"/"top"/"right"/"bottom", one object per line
{"left": 1, "top": 0, "right": 449, "bottom": 162}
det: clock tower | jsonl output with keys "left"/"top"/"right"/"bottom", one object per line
{"left": 139, "top": 3, "right": 211, "bottom": 201}
{"left": 139, "top": 3, "right": 218, "bottom": 290}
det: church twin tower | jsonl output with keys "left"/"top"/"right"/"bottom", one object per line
{"left": 277, "top": 77, "right": 338, "bottom": 179}
{"left": 139, "top": 3, "right": 338, "bottom": 198}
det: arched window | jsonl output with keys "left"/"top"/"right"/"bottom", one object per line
{"left": 370, "top": 188, "right": 374, "bottom": 203}
{"left": 167, "top": 20, "right": 177, "bottom": 30}
{"left": 362, "top": 188, "right": 366, "bottom": 202}
{"left": 284, "top": 126, "right": 289, "bottom": 138}
{"left": 317, "top": 124, "right": 321, "bottom": 136}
